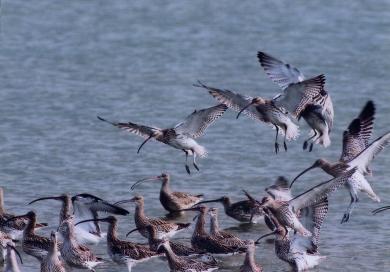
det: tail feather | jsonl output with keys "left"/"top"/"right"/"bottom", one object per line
{"left": 193, "top": 144, "right": 207, "bottom": 158}
{"left": 316, "top": 130, "right": 331, "bottom": 147}
{"left": 285, "top": 121, "right": 300, "bottom": 141}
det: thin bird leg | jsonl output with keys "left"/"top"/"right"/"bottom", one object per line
{"left": 303, "top": 130, "right": 317, "bottom": 150}
{"left": 274, "top": 126, "right": 279, "bottom": 154}
{"left": 309, "top": 131, "right": 322, "bottom": 152}
{"left": 192, "top": 150, "right": 199, "bottom": 171}
{"left": 283, "top": 124, "right": 288, "bottom": 151}
{"left": 184, "top": 150, "right": 191, "bottom": 175}
{"left": 341, "top": 191, "right": 358, "bottom": 224}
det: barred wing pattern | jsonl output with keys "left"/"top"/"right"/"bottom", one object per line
{"left": 97, "top": 116, "right": 162, "bottom": 139}
{"left": 340, "top": 101, "right": 375, "bottom": 161}
{"left": 257, "top": 51, "right": 305, "bottom": 90}
{"left": 174, "top": 104, "right": 227, "bottom": 139}
{"left": 273, "top": 74, "right": 326, "bottom": 118}
{"left": 194, "top": 82, "right": 267, "bottom": 122}
{"left": 289, "top": 168, "right": 357, "bottom": 211}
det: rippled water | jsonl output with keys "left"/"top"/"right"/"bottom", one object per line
{"left": 1, "top": 1, "right": 390, "bottom": 271}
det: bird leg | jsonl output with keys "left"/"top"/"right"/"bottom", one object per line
{"left": 184, "top": 150, "right": 191, "bottom": 175}
{"left": 283, "top": 125, "right": 288, "bottom": 151}
{"left": 303, "top": 130, "right": 317, "bottom": 150}
{"left": 274, "top": 126, "right": 279, "bottom": 154}
{"left": 192, "top": 150, "right": 200, "bottom": 171}
{"left": 341, "top": 191, "right": 358, "bottom": 224}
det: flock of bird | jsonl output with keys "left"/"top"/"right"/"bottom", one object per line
{"left": 1, "top": 51, "right": 390, "bottom": 272}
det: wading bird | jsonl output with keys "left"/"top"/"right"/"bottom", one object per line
{"left": 75, "top": 216, "right": 159, "bottom": 271}
{"left": 157, "top": 238, "right": 219, "bottom": 272}
{"left": 40, "top": 231, "right": 66, "bottom": 272}
{"left": 98, "top": 103, "right": 227, "bottom": 174}
{"left": 256, "top": 210, "right": 326, "bottom": 271}
{"left": 257, "top": 51, "right": 333, "bottom": 151}
{"left": 239, "top": 240, "right": 262, "bottom": 272}
{"left": 116, "top": 195, "right": 190, "bottom": 239}
{"left": 131, "top": 173, "right": 203, "bottom": 213}
{"left": 290, "top": 101, "right": 390, "bottom": 223}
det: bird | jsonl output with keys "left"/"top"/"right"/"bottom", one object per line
{"left": 4, "top": 211, "right": 50, "bottom": 261}
{"left": 97, "top": 103, "right": 227, "bottom": 174}
{"left": 257, "top": 51, "right": 334, "bottom": 151}
{"left": 57, "top": 216, "right": 104, "bottom": 271}
{"left": 290, "top": 101, "right": 390, "bottom": 223}
{"left": 29, "top": 193, "right": 129, "bottom": 244}
{"left": 157, "top": 237, "right": 219, "bottom": 272}
{"left": 0, "top": 187, "right": 47, "bottom": 239}
{"left": 181, "top": 205, "right": 246, "bottom": 255}
{"left": 131, "top": 173, "right": 204, "bottom": 213}
{"left": 75, "top": 216, "right": 160, "bottom": 271}
{"left": 239, "top": 240, "right": 262, "bottom": 272}
{"left": 264, "top": 176, "right": 293, "bottom": 201}
{"left": 195, "top": 192, "right": 263, "bottom": 223}
{"left": 256, "top": 168, "right": 356, "bottom": 237}
{"left": 194, "top": 75, "right": 325, "bottom": 153}
{"left": 40, "top": 231, "right": 66, "bottom": 272}
{"left": 4, "top": 243, "right": 23, "bottom": 272}
{"left": 116, "top": 195, "right": 190, "bottom": 239}
{"left": 256, "top": 210, "right": 326, "bottom": 271}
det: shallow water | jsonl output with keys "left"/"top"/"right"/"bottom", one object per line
{"left": 1, "top": 0, "right": 390, "bottom": 271}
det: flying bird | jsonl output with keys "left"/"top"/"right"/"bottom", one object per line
{"left": 98, "top": 103, "right": 227, "bottom": 174}
{"left": 257, "top": 51, "right": 333, "bottom": 151}
{"left": 290, "top": 101, "right": 390, "bottom": 223}
{"left": 194, "top": 75, "right": 325, "bottom": 153}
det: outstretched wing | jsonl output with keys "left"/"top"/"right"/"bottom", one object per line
{"left": 340, "top": 101, "right": 375, "bottom": 161}
{"left": 194, "top": 82, "right": 267, "bottom": 122}
{"left": 97, "top": 116, "right": 162, "bottom": 138}
{"left": 290, "top": 167, "right": 357, "bottom": 211}
{"left": 273, "top": 74, "right": 326, "bottom": 118}
{"left": 347, "top": 132, "right": 390, "bottom": 174}
{"left": 174, "top": 104, "right": 227, "bottom": 139}
{"left": 257, "top": 51, "right": 305, "bottom": 90}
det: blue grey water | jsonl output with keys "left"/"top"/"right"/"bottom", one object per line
{"left": 1, "top": 0, "right": 390, "bottom": 271}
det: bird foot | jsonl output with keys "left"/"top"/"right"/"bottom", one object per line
{"left": 303, "top": 141, "right": 308, "bottom": 150}
{"left": 309, "top": 143, "right": 314, "bottom": 152}
{"left": 283, "top": 141, "right": 287, "bottom": 151}
{"left": 185, "top": 165, "right": 191, "bottom": 175}
{"left": 193, "top": 163, "right": 200, "bottom": 171}
{"left": 340, "top": 213, "right": 350, "bottom": 224}
{"left": 274, "top": 143, "right": 279, "bottom": 154}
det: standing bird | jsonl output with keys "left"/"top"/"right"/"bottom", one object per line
{"left": 4, "top": 243, "right": 23, "bottom": 272}
{"left": 256, "top": 211, "right": 326, "bottom": 271}
{"left": 40, "top": 231, "right": 66, "bottom": 272}
{"left": 257, "top": 51, "right": 333, "bottom": 151}
{"left": 97, "top": 103, "right": 227, "bottom": 174}
{"left": 58, "top": 217, "right": 103, "bottom": 271}
{"left": 75, "top": 216, "right": 159, "bottom": 271}
{"left": 290, "top": 101, "right": 390, "bottom": 223}
{"left": 116, "top": 195, "right": 190, "bottom": 239}
{"left": 257, "top": 168, "right": 355, "bottom": 237}
{"left": 0, "top": 187, "right": 47, "bottom": 239}
{"left": 239, "top": 240, "right": 262, "bottom": 272}
{"left": 5, "top": 211, "right": 50, "bottom": 261}
{"left": 29, "top": 193, "right": 129, "bottom": 245}
{"left": 181, "top": 205, "right": 246, "bottom": 255}
{"left": 194, "top": 75, "right": 325, "bottom": 153}
{"left": 131, "top": 173, "right": 203, "bottom": 213}
{"left": 195, "top": 193, "right": 263, "bottom": 223}
{"left": 157, "top": 238, "right": 218, "bottom": 272}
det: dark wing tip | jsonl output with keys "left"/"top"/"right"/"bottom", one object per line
{"left": 359, "top": 100, "right": 376, "bottom": 120}
{"left": 348, "top": 118, "right": 362, "bottom": 135}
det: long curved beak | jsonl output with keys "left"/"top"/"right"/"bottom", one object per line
{"left": 137, "top": 135, "right": 153, "bottom": 154}
{"left": 28, "top": 196, "right": 62, "bottom": 205}
{"left": 113, "top": 198, "right": 136, "bottom": 206}
{"left": 7, "top": 244, "right": 23, "bottom": 264}
{"left": 372, "top": 206, "right": 390, "bottom": 215}
{"left": 131, "top": 176, "right": 160, "bottom": 190}
{"left": 126, "top": 228, "right": 140, "bottom": 237}
{"left": 75, "top": 218, "right": 109, "bottom": 227}
{"left": 255, "top": 231, "right": 276, "bottom": 244}
{"left": 236, "top": 102, "right": 253, "bottom": 119}
{"left": 195, "top": 198, "right": 223, "bottom": 206}
{"left": 289, "top": 164, "right": 318, "bottom": 189}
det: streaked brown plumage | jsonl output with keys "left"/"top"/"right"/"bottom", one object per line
{"left": 40, "top": 231, "right": 66, "bottom": 272}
